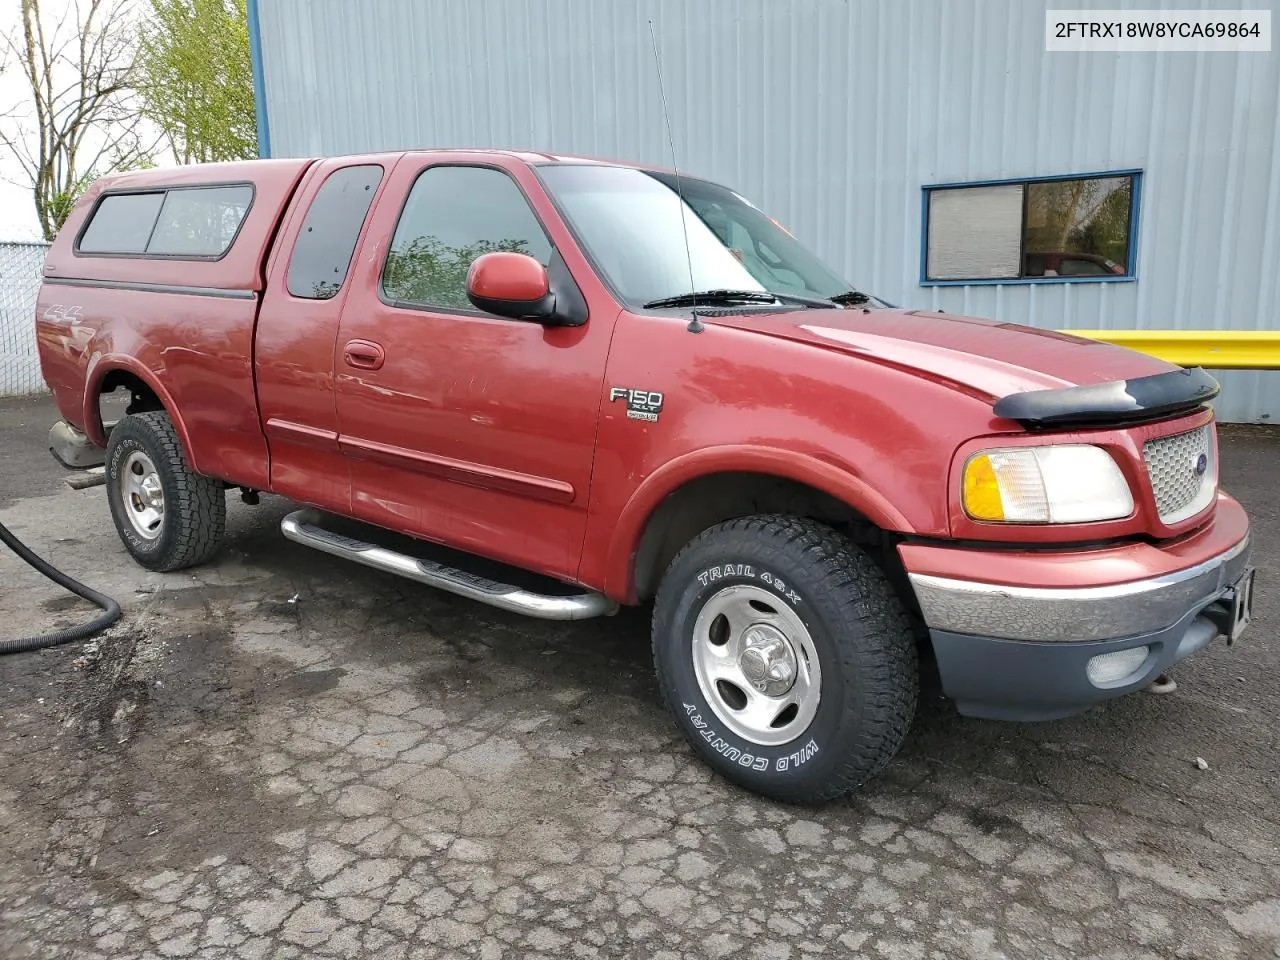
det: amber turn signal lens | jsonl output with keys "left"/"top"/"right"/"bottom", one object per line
{"left": 962, "top": 453, "right": 1006, "bottom": 521}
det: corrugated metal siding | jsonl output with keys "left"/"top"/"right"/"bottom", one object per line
{"left": 258, "top": 0, "right": 1280, "bottom": 422}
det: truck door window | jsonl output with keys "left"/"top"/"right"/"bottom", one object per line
{"left": 287, "top": 164, "right": 384, "bottom": 299}
{"left": 381, "top": 166, "right": 553, "bottom": 311}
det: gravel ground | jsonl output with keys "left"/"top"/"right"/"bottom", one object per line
{"left": 0, "top": 394, "right": 1277, "bottom": 960}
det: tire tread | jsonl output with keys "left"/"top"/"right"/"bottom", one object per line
{"left": 107, "top": 411, "right": 226, "bottom": 572}
{"left": 652, "top": 514, "right": 917, "bottom": 804}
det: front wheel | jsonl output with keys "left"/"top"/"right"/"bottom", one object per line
{"left": 652, "top": 516, "right": 918, "bottom": 803}
{"left": 105, "top": 411, "right": 226, "bottom": 572}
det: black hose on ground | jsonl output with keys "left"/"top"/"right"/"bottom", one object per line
{"left": 0, "top": 518, "right": 121, "bottom": 655}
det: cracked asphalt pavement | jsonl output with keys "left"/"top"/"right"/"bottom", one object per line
{"left": 0, "top": 394, "right": 1277, "bottom": 959}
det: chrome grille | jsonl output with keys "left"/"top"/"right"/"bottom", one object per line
{"left": 1143, "top": 425, "right": 1215, "bottom": 524}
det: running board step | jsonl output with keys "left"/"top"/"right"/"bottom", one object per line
{"left": 280, "top": 509, "right": 617, "bottom": 621}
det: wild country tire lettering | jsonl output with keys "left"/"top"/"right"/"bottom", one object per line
{"left": 695, "top": 564, "right": 802, "bottom": 606}
{"left": 683, "top": 703, "right": 819, "bottom": 773}
{"left": 109, "top": 444, "right": 147, "bottom": 549}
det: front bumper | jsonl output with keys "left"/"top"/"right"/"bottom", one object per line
{"left": 901, "top": 495, "right": 1253, "bottom": 720}
{"left": 909, "top": 534, "right": 1250, "bottom": 643}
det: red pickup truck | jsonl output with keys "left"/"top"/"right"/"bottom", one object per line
{"left": 36, "top": 151, "right": 1254, "bottom": 802}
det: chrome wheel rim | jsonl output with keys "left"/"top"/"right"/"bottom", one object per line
{"left": 119, "top": 451, "right": 164, "bottom": 540}
{"left": 691, "top": 584, "right": 822, "bottom": 746}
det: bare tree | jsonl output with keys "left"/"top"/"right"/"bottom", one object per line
{"left": 1, "top": 0, "right": 153, "bottom": 240}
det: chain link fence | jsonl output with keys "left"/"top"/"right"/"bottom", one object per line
{"left": 0, "top": 240, "right": 50, "bottom": 396}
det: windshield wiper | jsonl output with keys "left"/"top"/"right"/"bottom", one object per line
{"left": 643, "top": 289, "right": 777, "bottom": 309}
{"left": 828, "top": 290, "right": 871, "bottom": 307}
{"left": 643, "top": 289, "right": 836, "bottom": 310}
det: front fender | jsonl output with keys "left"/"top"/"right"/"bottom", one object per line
{"left": 601, "top": 444, "right": 914, "bottom": 601}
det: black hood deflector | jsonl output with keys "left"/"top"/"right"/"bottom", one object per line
{"left": 993, "top": 367, "right": 1220, "bottom": 428}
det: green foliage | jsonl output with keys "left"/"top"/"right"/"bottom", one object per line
{"left": 383, "top": 236, "right": 532, "bottom": 308}
{"left": 48, "top": 152, "right": 155, "bottom": 233}
{"left": 1071, "top": 182, "right": 1131, "bottom": 264}
{"left": 47, "top": 172, "right": 100, "bottom": 234}
{"left": 135, "top": 0, "right": 256, "bottom": 163}
{"left": 1024, "top": 177, "right": 1132, "bottom": 262}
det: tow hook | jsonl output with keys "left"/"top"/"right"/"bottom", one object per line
{"left": 1203, "top": 594, "right": 1237, "bottom": 644}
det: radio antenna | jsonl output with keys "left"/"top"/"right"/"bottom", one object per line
{"left": 648, "top": 19, "right": 703, "bottom": 333}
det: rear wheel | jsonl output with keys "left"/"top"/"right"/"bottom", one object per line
{"left": 652, "top": 515, "right": 917, "bottom": 803}
{"left": 105, "top": 411, "right": 226, "bottom": 571}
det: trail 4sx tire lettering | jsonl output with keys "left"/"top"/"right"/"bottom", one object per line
{"left": 105, "top": 411, "right": 227, "bottom": 572}
{"left": 652, "top": 515, "right": 918, "bottom": 803}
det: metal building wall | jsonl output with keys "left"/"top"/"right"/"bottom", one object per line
{"left": 256, "top": 0, "right": 1280, "bottom": 422}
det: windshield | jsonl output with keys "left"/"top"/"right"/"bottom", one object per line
{"left": 537, "top": 164, "right": 858, "bottom": 308}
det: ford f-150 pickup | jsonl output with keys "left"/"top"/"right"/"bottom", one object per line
{"left": 35, "top": 150, "right": 1255, "bottom": 802}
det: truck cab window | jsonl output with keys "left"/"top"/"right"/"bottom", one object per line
{"left": 287, "top": 164, "right": 384, "bottom": 299}
{"left": 381, "top": 166, "right": 552, "bottom": 310}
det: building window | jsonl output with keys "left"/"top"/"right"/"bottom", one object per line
{"left": 921, "top": 171, "right": 1139, "bottom": 285}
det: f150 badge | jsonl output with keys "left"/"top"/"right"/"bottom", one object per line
{"left": 610, "top": 387, "right": 664, "bottom": 423}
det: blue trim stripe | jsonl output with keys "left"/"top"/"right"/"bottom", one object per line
{"left": 919, "top": 187, "right": 930, "bottom": 294}
{"left": 922, "top": 168, "right": 1144, "bottom": 192}
{"left": 919, "top": 170, "right": 1143, "bottom": 287}
{"left": 1127, "top": 171, "right": 1143, "bottom": 277}
{"left": 923, "top": 275, "right": 1138, "bottom": 288}
{"left": 247, "top": 0, "right": 271, "bottom": 158}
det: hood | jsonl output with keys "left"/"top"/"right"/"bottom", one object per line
{"left": 701, "top": 308, "right": 1177, "bottom": 404}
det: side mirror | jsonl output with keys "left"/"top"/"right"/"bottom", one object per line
{"left": 466, "top": 252, "right": 556, "bottom": 322}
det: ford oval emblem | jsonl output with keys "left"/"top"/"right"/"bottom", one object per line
{"left": 1193, "top": 453, "right": 1208, "bottom": 476}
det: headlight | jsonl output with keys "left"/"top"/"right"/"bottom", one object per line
{"left": 962, "top": 445, "right": 1133, "bottom": 523}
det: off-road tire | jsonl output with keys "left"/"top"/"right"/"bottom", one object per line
{"left": 652, "top": 515, "right": 918, "bottom": 803}
{"left": 105, "top": 411, "right": 226, "bottom": 572}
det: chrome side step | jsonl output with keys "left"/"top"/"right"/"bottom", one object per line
{"left": 280, "top": 509, "right": 618, "bottom": 621}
